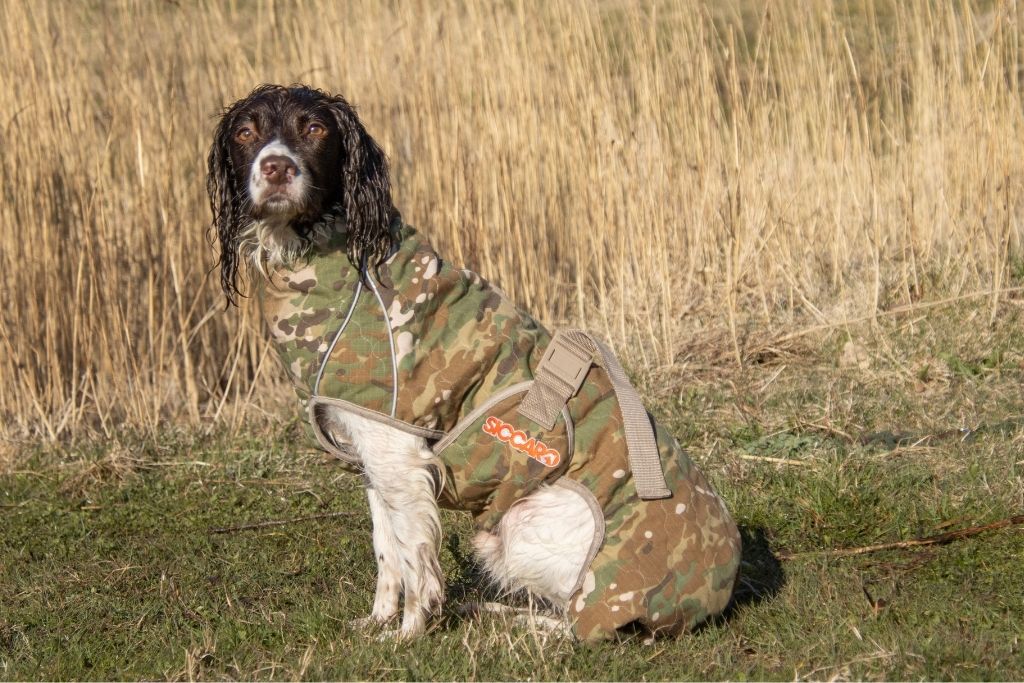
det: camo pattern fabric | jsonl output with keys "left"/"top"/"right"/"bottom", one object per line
{"left": 261, "top": 218, "right": 548, "bottom": 436}
{"left": 259, "top": 217, "right": 740, "bottom": 640}
{"left": 432, "top": 388, "right": 575, "bottom": 532}
{"left": 559, "top": 367, "right": 742, "bottom": 640}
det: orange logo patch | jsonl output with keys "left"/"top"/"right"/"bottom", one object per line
{"left": 481, "top": 416, "right": 561, "bottom": 467}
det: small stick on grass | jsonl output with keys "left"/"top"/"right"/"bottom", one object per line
{"left": 210, "top": 511, "right": 355, "bottom": 534}
{"left": 738, "top": 454, "right": 816, "bottom": 467}
{"left": 779, "top": 514, "right": 1024, "bottom": 560}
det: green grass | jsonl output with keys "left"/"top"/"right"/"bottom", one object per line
{"left": 2, "top": 308, "right": 1023, "bottom": 680}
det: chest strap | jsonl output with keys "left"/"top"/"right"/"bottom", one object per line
{"left": 518, "top": 329, "right": 672, "bottom": 500}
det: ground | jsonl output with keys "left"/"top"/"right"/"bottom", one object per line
{"left": 2, "top": 306, "right": 1022, "bottom": 680}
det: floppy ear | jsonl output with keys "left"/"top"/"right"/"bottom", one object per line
{"left": 326, "top": 95, "right": 398, "bottom": 277}
{"left": 206, "top": 107, "right": 246, "bottom": 305}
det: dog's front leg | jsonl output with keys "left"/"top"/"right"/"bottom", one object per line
{"left": 335, "top": 410, "right": 444, "bottom": 638}
{"left": 365, "top": 486, "right": 401, "bottom": 624}
{"left": 364, "top": 458, "right": 444, "bottom": 639}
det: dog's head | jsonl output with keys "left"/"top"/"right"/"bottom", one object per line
{"left": 207, "top": 84, "right": 397, "bottom": 304}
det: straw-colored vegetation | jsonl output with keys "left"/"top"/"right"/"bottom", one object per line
{"left": 1, "top": 0, "right": 1021, "bottom": 451}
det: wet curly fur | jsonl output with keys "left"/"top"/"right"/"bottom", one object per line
{"left": 207, "top": 84, "right": 398, "bottom": 304}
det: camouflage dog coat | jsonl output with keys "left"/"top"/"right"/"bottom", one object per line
{"left": 261, "top": 216, "right": 741, "bottom": 641}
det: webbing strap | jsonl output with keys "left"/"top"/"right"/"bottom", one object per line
{"left": 518, "top": 330, "right": 672, "bottom": 500}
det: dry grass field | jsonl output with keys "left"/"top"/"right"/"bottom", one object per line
{"left": 2, "top": 1, "right": 1024, "bottom": 679}
{"left": 2, "top": 0, "right": 1021, "bottom": 449}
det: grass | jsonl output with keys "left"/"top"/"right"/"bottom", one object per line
{"left": 3, "top": 309, "right": 1022, "bottom": 680}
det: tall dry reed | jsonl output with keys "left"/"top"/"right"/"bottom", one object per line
{"left": 1, "top": 0, "right": 1021, "bottom": 452}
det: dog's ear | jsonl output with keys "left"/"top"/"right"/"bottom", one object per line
{"left": 207, "top": 104, "right": 245, "bottom": 306}
{"left": 325, "top": 95, "right": 398, "bottom": 278}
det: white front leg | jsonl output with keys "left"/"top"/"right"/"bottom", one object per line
{"left": 326, "top": 408, "right": 444, "bottom": 638}
{"left": 366, "top": 486, "right": 401, "bottom": 623}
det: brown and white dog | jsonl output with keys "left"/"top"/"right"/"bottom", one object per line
{"left": 208, "top": 84, "right": 742, "bottom": 642}
{"left": 208, "top": 84, "right": 606, "bottom": 638}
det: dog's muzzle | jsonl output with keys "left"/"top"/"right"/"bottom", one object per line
{"left": 250, "top": 140, "right": 306, "bottom": 211}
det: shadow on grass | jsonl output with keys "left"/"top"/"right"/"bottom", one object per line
{"left": 723, "top": 525, "right": 786, "bottom": 617}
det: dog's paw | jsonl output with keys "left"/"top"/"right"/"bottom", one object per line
{"left": 369, "top": 599, "right": 400, "bottom": 625}
{"left": 396, "top": 603, "right": 431, "bottom": 641}
{"left": 349, "top": 613, "right": 396, "bottom": 632}
{"left": 352, "top": 609, "right": 431, "bottom": 642}
{"left": 375, "top": 620, "right": 429, "bottom": 643}
{"left": 373, "top": 626, "right": 407, "bottom": 643}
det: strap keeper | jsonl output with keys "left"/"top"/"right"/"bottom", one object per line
{"left": 517, "top": 331, "right": 593, "bottom": 430}
{"left": 538, "top": 336, "right": 591, "bottom": 397}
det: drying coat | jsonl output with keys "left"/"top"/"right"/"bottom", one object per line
{"left": 261, "top": 218, "right": 741, "bottom": 640}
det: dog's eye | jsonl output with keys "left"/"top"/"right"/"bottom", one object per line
{"left": 306, "top": 122, "right": 326, "bottom": 138}
{"left": 234, "top": 127, "right": 255, "bottom": 143}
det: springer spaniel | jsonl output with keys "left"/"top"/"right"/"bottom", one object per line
{"left": 206, "top": 84, "right": 741, "bottom": 641}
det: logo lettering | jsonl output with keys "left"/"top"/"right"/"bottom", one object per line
{"left": 481, "top": 416, "right": 561, "bottom": 467}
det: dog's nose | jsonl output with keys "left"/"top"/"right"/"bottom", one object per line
{"left": 260, "top": 155, "right": 297, "bottom": 185}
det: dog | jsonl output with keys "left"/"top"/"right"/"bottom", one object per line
{"left": 207, "top": 84, "right": 741, "bottom": 641}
